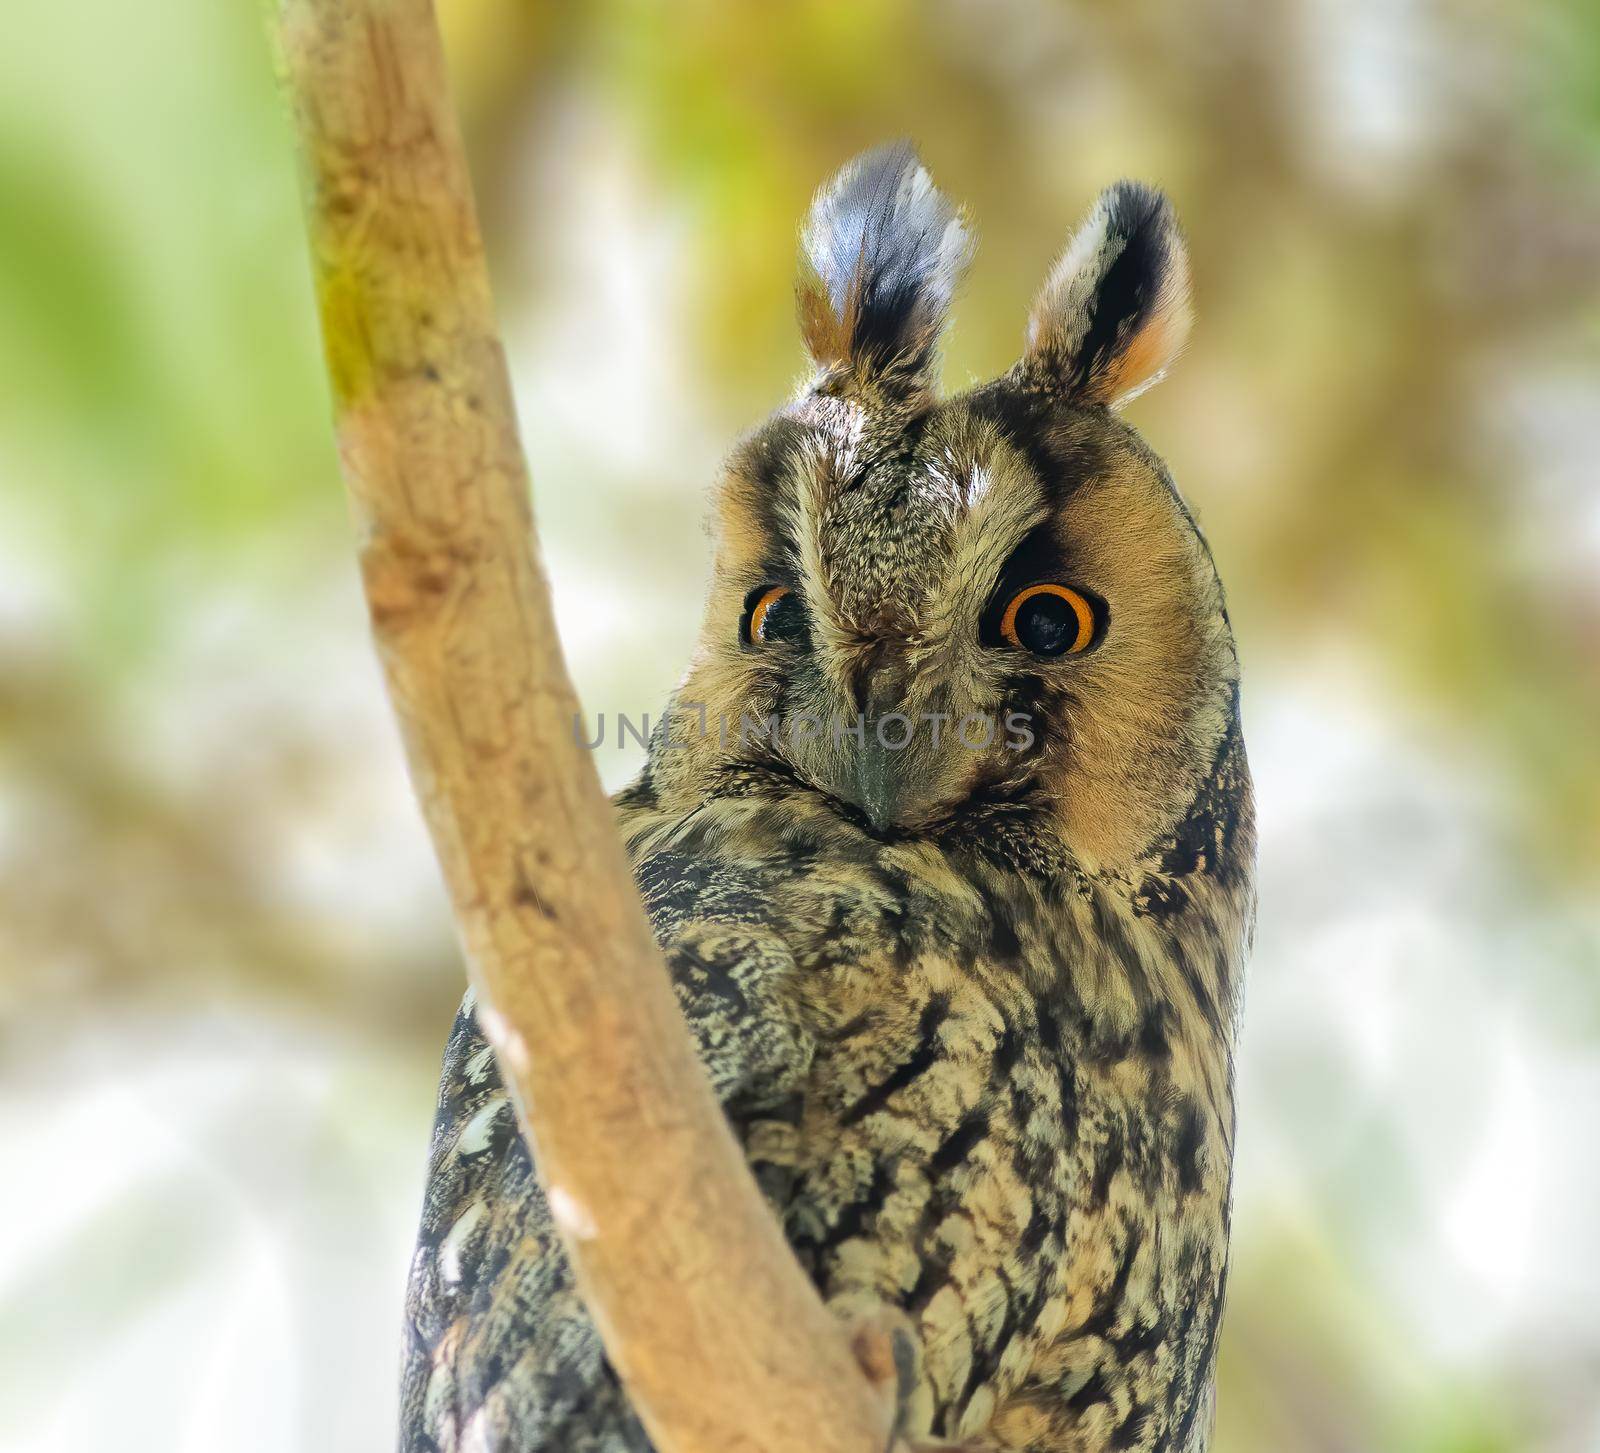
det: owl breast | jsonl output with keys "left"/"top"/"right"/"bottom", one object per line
{"left": 622, "top": 780, "right": 1246, "bottom": 1452}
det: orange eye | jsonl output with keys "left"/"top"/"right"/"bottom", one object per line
{"left": 999, "top": 583, "right": 1098, "bottom": 656}
{"left": 745, "top": 584, "right": 806, "bottom": 645}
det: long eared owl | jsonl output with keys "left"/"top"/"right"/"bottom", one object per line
{"left": 403, "top": 143, "right": 1255, "bottom": 1452}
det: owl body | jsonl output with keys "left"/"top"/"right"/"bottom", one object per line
{"left": 403, "top": 146, "right": 1254, "bottom": 1453}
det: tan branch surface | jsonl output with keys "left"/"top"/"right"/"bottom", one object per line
{"left": 273, "top": 2, "right": 892, "bottom": 1450}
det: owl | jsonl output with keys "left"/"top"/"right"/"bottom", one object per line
{"left": 401, "top": 143, "right": 1254, "bottom": 1453}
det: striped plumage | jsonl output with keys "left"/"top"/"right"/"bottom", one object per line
{"left": 403, "top": 143, "right": 1254, "bottom": 1453}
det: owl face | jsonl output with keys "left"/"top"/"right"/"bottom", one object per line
{"left": 657, "top": 146, "right": 1239, "bottom": 873}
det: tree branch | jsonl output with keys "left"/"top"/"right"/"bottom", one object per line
{"left": 272, "top": 2, "right": 892, "bottom": 1450}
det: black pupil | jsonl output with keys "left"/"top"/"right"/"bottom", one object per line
{"left": 1016, "top": 592, "right": 1078, "bottom": 655}
{"left": 760, "top": 591, "right": 806, "bottom": 643}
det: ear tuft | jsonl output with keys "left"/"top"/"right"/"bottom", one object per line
{"left": 798, "top": 142, "right": 973, "bottom": 384}
{"left": 1025, "top": 180, "right": 1191, "bottom": 407}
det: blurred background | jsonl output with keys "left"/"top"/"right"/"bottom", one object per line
{"left": 2, "top": 0, "right": 1597, "bottom": 1448}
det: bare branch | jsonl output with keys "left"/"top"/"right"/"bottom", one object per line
{"left": 272, "top": 2, "right": 892, "bottom": 1449}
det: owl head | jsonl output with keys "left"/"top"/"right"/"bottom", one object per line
{"left": 652, "top": 143, "right": 1242, "bottom": 874}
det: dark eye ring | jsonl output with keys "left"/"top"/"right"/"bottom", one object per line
{"left": 742, "top": 584, "right": 806, "bottom": 646}
{"left": 999, "top": 583, "right": 1100, "bottom": 656}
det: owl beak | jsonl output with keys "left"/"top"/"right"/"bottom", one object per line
{"left": 850, "top": 735, "right": 906, "bottom": 833}
{"left": 835, "top": 664, "right": 936, "bottom": 832}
